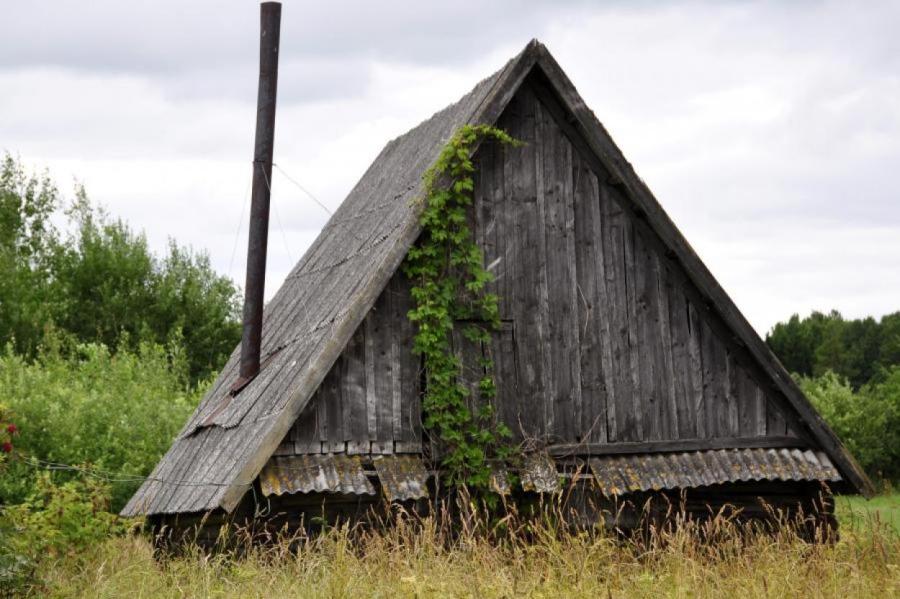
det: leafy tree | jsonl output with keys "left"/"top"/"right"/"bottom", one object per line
{"left": 52, "top": 194, "right": 158, "bottom": 352}
{"left": 0, "top": 155, "right": 63, "bottom": 357}
{"left": 0, "top": 154, "right": 241, "bottom": 382}
{"left": 800, "top": 368, "right": 900, "bottom": 483}
{"left": 150, "top": 241, "right": 241, "bottom": 381}
{"left": 767, "top": 309, "right": 900, "bottom": 389}
{"left": 880, "top": 312, "right": 900, "bottom": 367}
{"left": 766, "top": 312, "right": 828, "bottom": 377}
{"left": 53, "top": 195, "right": 241, "bottom": 381}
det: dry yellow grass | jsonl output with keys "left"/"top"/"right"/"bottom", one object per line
{"left": 35, "top": 506, "right": 900, "bottom": 599}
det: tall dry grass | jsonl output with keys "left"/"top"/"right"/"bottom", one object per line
{"left": 34, "top": 500, "right": 900, "bottom": 599}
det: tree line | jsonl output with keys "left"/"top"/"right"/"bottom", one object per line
{"left": 766, "top": 309, "right": 900, "bottom": 390}
{"left": 766, "top": 311, "right": 900, "bottom": 484}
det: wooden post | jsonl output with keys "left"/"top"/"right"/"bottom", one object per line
{"left": 239, "top": 2, "right": 282, "bottom": 386}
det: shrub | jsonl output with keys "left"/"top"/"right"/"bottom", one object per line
{"left": 799, "top": 367, "right": 900, "bottom": 483}
{"left": 0, "top": 474, "right": 129, "bottom": 596}
{"left": 0, "top": 339, "right": 203, "bottom": 511}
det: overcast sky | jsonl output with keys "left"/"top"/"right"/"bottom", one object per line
{"left": 2, "top": 0, "right": 898, "bottom": 335}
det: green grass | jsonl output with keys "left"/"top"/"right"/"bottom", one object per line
{"left": 838, "top": 491, "right": 900, "bottom": 535}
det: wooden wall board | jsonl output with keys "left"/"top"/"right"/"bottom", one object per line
{"left": 276, "top": 80, "right": 813, "bottom": 456}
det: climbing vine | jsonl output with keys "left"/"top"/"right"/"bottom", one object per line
{"left": 403, "top": 124, "right": 520, "bottom": 492}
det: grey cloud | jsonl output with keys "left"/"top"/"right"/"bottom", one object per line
{"left": 0, "top": 1, "right": 595, "bottom": 73}
{"left": 160, "top": 57, "right": 374, "bottom": 104}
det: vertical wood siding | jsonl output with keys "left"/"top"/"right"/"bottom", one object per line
{"left": 275, "top": 271, "right": 422, "bottom": 455}
{"left": 276, "top": 81, "right": 804, "bottom": 454}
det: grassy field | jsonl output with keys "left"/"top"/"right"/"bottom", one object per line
{"left": 26, "top": 496, "right": 900, "bottom": 599}
{"left": 838, "top": 491, "right": 900, "bottom": 535}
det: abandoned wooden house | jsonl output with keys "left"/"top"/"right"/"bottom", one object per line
{"left": 123, "top": 40, "right": 873, "bottom": 538}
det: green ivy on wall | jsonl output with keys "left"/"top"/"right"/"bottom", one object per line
{"left": 404, "top": 124, "right": 520, "bottom": 493}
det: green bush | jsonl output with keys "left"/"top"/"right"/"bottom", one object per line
{"left": 0, "top": 473, "right": 129, "bottom": 596}
{"left": 0, "top": 339, "right": 203, "bottom": 511}
{"left": 799, "top": 367, "right": 900, "bottom": 483}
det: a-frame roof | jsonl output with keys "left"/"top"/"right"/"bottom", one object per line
{"left": 123, "top": 41, "right": 872, "bottom": 517}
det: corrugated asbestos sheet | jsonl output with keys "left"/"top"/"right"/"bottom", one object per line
{"left": 259, "top": 455, "right": 374, "bottom": 497}
{"left": 521, "top": 453, "right": 560, "bottom": 493}
{"left": 373, "top": 455, "right": 430, "bottom": 501}
{"left": 256, "top": 448, "right": 841, "bottom": 502}
{"left": 588, "top": 448, "right": 841, "bottom": 496}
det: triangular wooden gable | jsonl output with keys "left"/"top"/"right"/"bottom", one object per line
{"left": 124, "top": 41, "right": 871, "bottom": 518}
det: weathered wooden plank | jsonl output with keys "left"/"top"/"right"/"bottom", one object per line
{"left": 623, "top": 218, "right": 645, "bottom": 441}
{"left": 538, "top": 105, "right": 581, "bottom": 443}
{"left": 667, "top": 287, "right": 696, "bottom": 438}
{"left": 637, "top": 230, "right": 673, "bottom": 441}
{"left": 489, "top": 140, "right": 511, "bottom": 320}
{"left": 686, "top": 300, "right": 706, "bottom": 438}
{"left": 533, "top": 98, "right": 554, "bottom": 439}
{"left": 475, "top": 142, "right": 501, "bottom": 311}
{"left": 560, "top": 134, "right": 583, "bottom": 441}
{"left": 753, "top": 383, "right": 767, "bottom": 436}
{"left": 364, "top": 312, "right": 378, "bottom": 443}
{"left": 504, "top": 88, "right": 545, "bottom": 441}
{"left": 737, "top": 367, "right": 762, "bottom": 437}
{"left": 766, "top": 391, "right": 789, "bottom": 436}
{"left": 343, "top": 326, "right": 369, "bottom": 454}
{"left": 371, "top": 290, "right": 395, "bottom": 453}
{"left": 321, "top": 359, "right": 345, "bottom": 453}
{"left": 388, "top": 276, "right": 404, "bottom": 442}
{"left": 572, "top": 150, "right": 609, "bottom": 443}
{"left": 392, "top": 275, "right": 421, "bottom": 445}
{"left": 654, "top": 255, "right": 679, "bottom": 440}
{"left": 491, "top": 322, "right": 519, "bottom": 438}
{"left": 699, "top": 319, "right": 728, "bottom": 438}
{"left": 632, "top": 229, "right": 653, "bottom": 439}
{"left": 291, "top": 400, "right": 320, "bottom": 453}
{"left": 493, "top": 110, "right": 525, "bottom": 439}
{"left": 724, "top": 353, "right": 740, "bottom": 437}
{"left": 600, "top": 186, "right": 634, "bottom": 442}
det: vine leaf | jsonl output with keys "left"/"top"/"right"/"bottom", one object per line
{"left": 403, "top": 125, "right": 521, "bottom": 495}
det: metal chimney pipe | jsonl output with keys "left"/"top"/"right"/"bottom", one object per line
{"left": 239, "top": 2, "right": 281, "bottom": 383}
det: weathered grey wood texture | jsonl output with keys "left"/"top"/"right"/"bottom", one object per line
{"left": 276, "top": 80, "right": 802, "bottom": 454}
{"left": 274, "top": 271, "right": 422, "bottom": 456}
{"left": 477, "top": 82, "right": 804, "bottom": 446}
